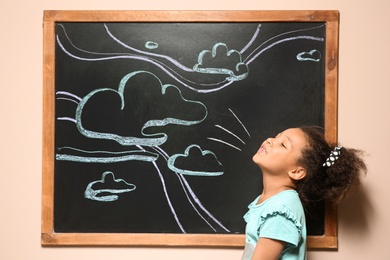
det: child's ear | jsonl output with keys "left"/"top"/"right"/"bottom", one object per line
{"left": 288, "top": 167, "right": 306, "bottom": 180}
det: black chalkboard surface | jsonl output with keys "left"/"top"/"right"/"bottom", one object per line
{"left": 42, "top": 10, "right": 339, "bottom": 248}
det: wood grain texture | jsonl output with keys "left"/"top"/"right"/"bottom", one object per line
{"left": 42, "top": 10, "right": 339, "bottom": 248}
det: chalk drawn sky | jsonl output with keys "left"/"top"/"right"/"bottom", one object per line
{"left": 54, "top": 22, "right": 325, "bottom": 234}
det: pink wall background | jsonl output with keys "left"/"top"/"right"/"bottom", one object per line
{"left": 1, "top": 0, "right": 389, "bottom": 259}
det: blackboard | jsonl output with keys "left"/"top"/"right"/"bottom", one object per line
{"left": 42, "top": 10, "right": 339, "bottom": 248}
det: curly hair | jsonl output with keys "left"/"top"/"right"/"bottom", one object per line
{"left": 295, "top": 126, "right": 367, "bottom": 206}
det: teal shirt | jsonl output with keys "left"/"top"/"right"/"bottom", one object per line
{"left": 241, "top": 190, "right": 307, "bottom": 260}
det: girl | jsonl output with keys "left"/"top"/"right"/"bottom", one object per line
{"left": 241, "top": 126, "right": 367, "bottom": 260}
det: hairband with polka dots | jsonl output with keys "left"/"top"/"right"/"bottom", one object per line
{"left": 323, "top": 146, "right": 343, "bottom": 167}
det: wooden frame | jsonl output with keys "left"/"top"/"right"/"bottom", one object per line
{"left": 42, "top": 10, "right": 339, "bottom": 248}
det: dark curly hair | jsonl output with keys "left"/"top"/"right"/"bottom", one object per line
{"left": 295, "top": 126, "right": 367, "bottom": 206}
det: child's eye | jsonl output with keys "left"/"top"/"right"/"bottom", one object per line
{"left": 281, "top": 143, "right": 287, "bottom": 148}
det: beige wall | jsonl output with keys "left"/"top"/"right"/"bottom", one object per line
{"left": 1, "top": 0, "right": 389, "bottom": 259}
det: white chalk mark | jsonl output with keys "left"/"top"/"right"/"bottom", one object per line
{"left": 104, "top": 24, "right": 194, "bottom": 73}
{"left": 215, "top": 124, "right": 246, "bottom": 144}
{"left": 57, "top": 97, "right": 80, "bottom": 105}
{"left": 84, "top": 171, "right": 136, "bottom": 202}
{"left": 240, "top": 24, "right": 261, "bottom": 54}
{"left": 179, "top": 174, "right": 230, "bottom": 232}
{"left": 152, "top": 160, "right": 186, "bottom": 233}
{"left": 145, "top": 41, "right": 159, "bottom": 50}
{"left": 56, "top": 91, "right": 82, "bottom": 101}
{"left": 150, "top": 146, "right": 169, "bottom": 160}
{"left": 56, "top": 146, "right": 159, "bottom": 163}
{"left": 152, "top": 146, "right": 216, "bottom": 230}
{"left": 229, "top": 108, "right": 251, "bottom": 138}
{"left": 193, "top": 42, "right": 249, "bottom": 82}
{"left": 207, "top": 137, "right": 242, "bottom": 151}
{"left": 152, "top": 146, "right": 230, "bottom": 232}
{"left": 246, "top": 36, "right": 324, "bottom": 65}
{"left": 57, "top": 117, "right": 77, "bottom": 123}
{"left": 296, "top": 49, "right": 321, "bottom": 62}
{"left": 167, "top": 145, "right": 224, "bottom": 177}
{"left": 56, "top": 154, "right": 157, "bottom": 163}
{"left": 243, "top": 24, "right": 325, "bottom": 64}
{"left": 175, "top": 174, "right": 217, "bottom": 232}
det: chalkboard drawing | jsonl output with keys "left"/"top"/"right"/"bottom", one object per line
{"left": 243, "top": 25, "right": 324, "bottom": 66}
{"left": 56, "top": 23, "right": 324, "bottom": 93}
{"left": 193, "top": 42, "right": 249, "bottom": 82}
{"left": 84, "top": 171, "right": 136, "bottom": 202}
{"left": 55, "top": 70, "right": 224, "bottom": 232}
{"left": 55, "top": 146, "right": 159, "bottom": 163}
{"left": 207, "top": 108, "right": 252, "bottom": 152}
{"left": 54, "top": 22, "right": 326, "bottom": 234}
{"left": 296, "top": 49, "right": 321, "bottom": 62}
{"left": 167, "top": 145, "right": 224, "bottom": 177}
{"left": 154, "top": 145, "right": 230, "bottom": 233}
{"left": 56, "top": 90, "right": 82, "bottom": 105}
{"left": 75, "top": 70, "right": 208, "bottom": 147}
{"left": 145, "top": 41, "right": 158, "bottom": 50}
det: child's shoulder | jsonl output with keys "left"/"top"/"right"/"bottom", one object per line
{"left": 266, "top": 190, "right": 303, "bottom": 212}
{"left": 270, "top": 190, "right": 300, "bottom": 203}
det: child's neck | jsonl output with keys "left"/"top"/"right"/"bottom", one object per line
{"left": 257, "top": 175, "right": 295, "bottom": 204}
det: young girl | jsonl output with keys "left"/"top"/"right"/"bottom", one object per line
{"left": 241, "top": 126, "right": 367, "bottom": 260}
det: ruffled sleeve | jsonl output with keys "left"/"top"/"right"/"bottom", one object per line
{"left": 257, "top": 205, "right": 303, "bottom": 247}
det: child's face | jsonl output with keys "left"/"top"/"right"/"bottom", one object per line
{"left": 252, "top": 128, "right": 308, "bottom": 175}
